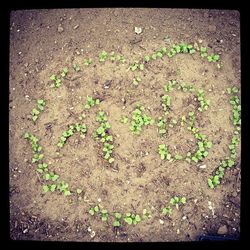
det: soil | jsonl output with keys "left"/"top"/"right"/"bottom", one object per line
{"left": 9, "top": 8, "right": 241, "bottom": 242}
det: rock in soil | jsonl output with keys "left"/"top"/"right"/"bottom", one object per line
{"left": 217, "top": 225, "right": 228, "bottom": 235}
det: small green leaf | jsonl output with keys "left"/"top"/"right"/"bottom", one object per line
{"left": 76, "top": 188, "right": 82, "bottom": 194}
{"left": 43, "top": 185, "right": 49, "bottom": 193}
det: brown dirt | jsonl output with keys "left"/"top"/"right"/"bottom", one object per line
{"left": 9, "top": 8, "right": 240, "bottom": 242}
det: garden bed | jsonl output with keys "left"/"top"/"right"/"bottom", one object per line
{"left": 9, "top": 8, "right": 240, "bottom": 241}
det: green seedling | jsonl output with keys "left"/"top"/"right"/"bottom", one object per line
{"left": 89, "top": 205, "right": 100, "bottom": 216}
{"left": 84, "top": 58, "right": 93, "bottom": 66}
{"left": 120, "top": 116, "right": 129, "bottom": 124}
{"left": 110, "top": 51, "right": 116, "bottom": 62}
{"left": 73, "top": 63, "right": 80, "bottom": 72}
{"left": 170, "top": 196, "right": 186, "bottom": 209}
{"left": 200, "top": 47, "right": 208, "bottom": 58}
{"left": 197, "top": 90, "right": 210, "bottom": 112}
{"left": 207, "top": 54, "right": 220, "bottom": 63}
{"left": 101, "top": 209, "right": 108, "bottom": 222}
{"left": 133, "top": 76, "right": 142, "bottom": 85}
{"left": 31, "top": 99, "right": 46, "bottom": 122}
{"left": 57, "top": 181, "right": 71, "bottom": 196}
{"left": 180, "top": 115, "right": 186, "bottom": 126}
{"left": 144, "top": 55, "right": 150, "bottom": 62}
{"left": 169, "top": 118, "right": 177, "bottom": 128}
{"left": 61, "top": 67, "right": 68, "bottom": 78}
{"left": 124, "top": 213, "right": 141, "bottom": 225}
{"left": 84, "top": 95, "right": 100, "bottom": 109}
{"left": 99, "top": 50, "right": 108, "bottom": 62}
{"left": 94, "top": 111, "right": 115, "bottom": 164}
{"left": 162, "top": 95, "right": 171, "bottom": 115}
{"left": 130, "top": 61, "right": 144, "bottom": 71}
{"left": 178, "top": 82, "right": 195, "bottom": 92}
{"left": 208, "top": 175, "right": 220, "bottom": 189}
{"left": 130, "top": 105, "right": 154, "bottom": 135}
{"left": 76, "top": 188, "right": 82, "bottom": 194}
{"left": 142, "top": 209, "right": 151, "bottom": 220}
{"left": 164, "top": 80, "right": 177, "bottom": 92}
{"left": 227, "top": 86, "right": 239, "bottom": 94}
{"left": 113, "top": 212, "right": 122, "bottom": 227}
{"left": 175, "top": 154, "right": 183, "bottom": 160}
{"left": 36, "top": 163, "right": 48, "bottom": 173}
{"left": 57, "top": 123, "right": 87, "bottom": 148}
{"left": 42, "top": 184, "right": 57, "bottom": 193}
{"left": 43, "top": 172, "right": 59, "bottom": 182}
{"left": 50, "top": 68, "right": 67, "bottom": 88}
{"left": 157, "top": 117, "right": 167, "bottom": 136}
{"left": 158, "top": 144, "right": 171, "bottom": 160}
{"left": 162, "top": 206, "right": 172, "bottom": 216}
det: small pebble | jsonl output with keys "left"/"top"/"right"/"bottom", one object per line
{"left": 177, "top": 229, "right": 180, "bottom": 234}
{"left": 87, "top": 227, "right": 92, "bottom": 232}
{"left": 182, "top": 216, "right": 187, "bottom": 220}
{"left": 73, "top": 24, "right": 79, "bottom": 30}
{"left": 90, "top": 231, "right": 95, "bottom": 238}
{"left": 23, "top": 228, "right": 28, "bottom": 234}
{"left": 159, "top": 219, "right": 164, "bottom": 225}
{"left": 97, "top": 198, "right": 101, "bottom": 202}
{"left": 199, "top": 164, "right": 206, "bottom": 169}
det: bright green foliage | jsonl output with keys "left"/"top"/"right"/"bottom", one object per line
{"left": 43, "top": 172, "right": 59, "bottom": 182}
{"left": 158, "top": 144, "right": 171, "bottom": 160}
{"left": 120, "top": 116, "right": 129, "bottom": 124}
{"left": 24, "top": 132, "right": 44, "bottom": 163}
{"left": 124, "top": 213, "right": 141, "bottom": 225}
{"left": 197, "top": 90, "right": 210, "bottom": 112}
{"left": 113, "top": 212, "right": 122, "bottom": 227}
{"left": 101, "top": 209, "right": 108, "bottom": 222}
{"left": 99, "top": 50, "right": 108, "bottom": 62}
{"left": 93, "top": 111, "right": 114, "bottom": 164}
{"left": 130, "top": 61, "right": 144, "bottom": 71}
{"left": 83, "top": 59, "right": 93, "bottom": 66}
{"left": 157, "top": 117, "right": 167, "bottom": 136}
{"left": 230, "top": 95, "right": 241, "bottom": 127}
{"left": 168, "top": 43, "right": 195, "bottom": 57}
{"left": 178, "top": 82, "right": 195, "bottom": 92}
{"left": 175, "top": 154, "right": 183, "bottom": 160}
{"left": 84, "top": 95, "right": 100, "bottom": 109}
{"left": 207, "top": 54, "right": 220, "bottom": 63}
{"left": 162, "top": 95, "right": 171, "bottom": 115}
{"left": 57, "top": 181, "right": 71, "bottom": 196}
{"left": 170, "top": 196, "right": 186, "bottom": 208}
{"left": 57, "top": 123, "right": 87, "bottom": 148}
{"left": 162, "top": 206, "right": 172, "bottom": 216}
{"left": 130, "top": 105, "right": 154, "bottom": 135}
{"left": 200, "top": 47, "right": 208, "bottom": 58}
{"left": 50, "top": 67, "right": 68, "bottom": 88}
{"left": 36, "top": 163, "right": 48, "bottom": 173}
{"left": 142, "top": 209, "right": 152, "bottom": 220}
{"left": 133, "top": 76, "right": 142, "bottom": 85}
{"left": 73, "top": 63, "right": 80, "bottom": 72}
{"left": 164, "top": 80, "right": 177, "bottom": 92}
{"left": 31, "top": 99, "right": 46, "bottom": 122}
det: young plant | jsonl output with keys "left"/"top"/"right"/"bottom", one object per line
{"left": 89, "top": 205, "right": 100, "bottom": 216}
{"left": 57, "top": 181, "right": 71, "bottom": 196}
{"left": 132, "top": 76, "right": 142, "bottom": 86}
{"left": 99, "top": 50, "right": 108, "bottom": 62}
{"left": 175, "top": 154, "right": 183, "bottom": 160}
{"left": 207, "top": 54, "right": 220, "bottom": 63}
{"left": 84, "top": 96, "right": 100, "bottom": 109}
{"left": 83, "top": 59, "right": 93, "bottom": 66}
{"left": 197, "top": 90, "right": 210, "bottom": 112}
{"left": 130, "top": 105, "right": 154, "bottom": 135}
{"left": 57, "top": 123, "right": 87, "bottom": 148}
{"left": 36, "top": 163, "right": 48, "bottom": 173}
{"left": 162, "top": 95, "right": 171, "bottom": 115}
{"left": 170, "top": 196, "right": 186, "bottom": 209}
{"left": 31, "top": 99, "right": 46, "bottom": 122}
{"left": 169, "top": 118, "right": 177, "bottom": 128}
{"left": 124, "top": 213, "right": 141, "bottom": 225}
{"left": 178, "top": 82, "right": 195, "bottom": 92}
{"left": 24, "top": 132, "right": 43, "bottom": 163}
{"left": 200, "top": 47, "right": 208, "bottom": 58}
{"left": 120, "top": 116, "right": 129, "bottom": 124}
{"left": 142, "top": 209, "right": 151, "bottom": 220}
{"left": 101, "top": 209, "right": 108, "bottom": 222}
{"left": 113, "top": 212, "right": 122, "bottom": 227}
{"left": 157, "top": 117, "right": 167, "bottom": 136}
{"left": 94, "top": 111, "right": 115, "bottom": 164}
{"left": 50, "top": 67, "right": 68, "bottom": 88}
{"left": 162, "top": 206, "right": 172, "bottom": 216}
{"left": 73, "top": 63, "right": 80, "bottom": 72}
{"left": 164, "top": 80, "right": 177, "bottom": 92}
{"left": 158, "top": 144, "right": 171, "bottom": 160}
